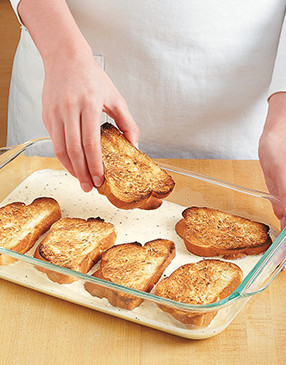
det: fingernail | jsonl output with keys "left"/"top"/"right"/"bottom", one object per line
{"left": 93, "top": 176, "right": 103, "bottom": 187}
{"left": 81, "top": 183, "right": 92, "bottom": 192}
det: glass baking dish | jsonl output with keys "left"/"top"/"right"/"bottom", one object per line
{"left": 0, "top": 138, "right": 285, "bottom": 339}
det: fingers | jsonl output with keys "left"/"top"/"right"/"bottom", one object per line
{"left": 259, "top": 149, "right": 286, "bottom": 223}
{"left": 263, "top": 175, "right": 284, "bottom": 220}
{"left": 104, "top": 94, "right": 140, "bottom": 148}
{"left": 64, "top": 107, "right": 95, "bottom": 192}
{"left": 46, "top": 113, "right": 103, "bottom": 192}
{"left": 43, "top": 105, "right": 77, "bottom": 178}
{"left": 81, "top": 103, "right": 104, "bottom": 187}
{"left": 280, "top": 216, "right": 286, "bottom": 231}
{"left": 47, "top": 100, "right": 105, "bottom": 191}
{"left": 275, "top": 169, "right": 286, "bottom": 222}
{"left": 42, "top": 64, "right": 138, "bottom": 193}
{"left": 52, "top": 121, "right": 76, "bottom": 178}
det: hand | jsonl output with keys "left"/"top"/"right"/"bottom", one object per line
{"left": 18, "top": 0, "right": 139, "bottom": 193}
{"left": 259, "top": 92, "right": 286, "bottom": 230}
{"left": 42, "top": 50, "right": 139, "bottom": 192}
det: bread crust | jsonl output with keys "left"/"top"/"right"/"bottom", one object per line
{"left": 84, "top": 239, "right": 176, "bottom": 310}
{"left": 155, "top": 259, "right": 243, "bottom": 327}
{"left": 176, "top": 207, "right": 272, "bottom": 259}
{"left": 98, "top": 123, "right": 175, "bottom": 210}
{"left": 0, "top": 197, "right": 61, "bottom": 265}
{"left": 34, "top": 217, "right": 117, "bottom": 284}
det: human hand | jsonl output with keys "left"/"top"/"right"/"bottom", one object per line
{"left": 42, "top": 50, "right": 139, "bottom": 192}
{"left": 259, "top": 92, "right": 286, "bottom": 231}
{"left": 18, "top": 0, "right": 139, "bottom": 193}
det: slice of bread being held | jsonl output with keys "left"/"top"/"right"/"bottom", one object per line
{"left": 155, "top": 259, "right": 243, "bottom": 327}
{"left": 176, "top": 207, "right": 272, "bottom": 259}
{"left": 0, "top": 197, "right": 61, "bottom": 265}
{"left": 34, "top": 217, "right": 117, "bottom": 284}
{"left": 98, "top": 123, "right": 175, "bottom": 210}
{"left": 84, "top": 239, "right": 176, "bottom": 310}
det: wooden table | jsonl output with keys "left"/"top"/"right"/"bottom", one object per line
{"left": 0, "top": 159, "right": 285, "bottom": 365}
{"left": 0, "top": 0, "right": 20, "bottom": 147}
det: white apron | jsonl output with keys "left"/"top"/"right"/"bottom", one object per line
{"left": 7, "top": 0, "right": 286, "bottom": 158}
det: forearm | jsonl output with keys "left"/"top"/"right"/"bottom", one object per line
{"left": 18, "top": 0, "right": 92, "bottom": 69}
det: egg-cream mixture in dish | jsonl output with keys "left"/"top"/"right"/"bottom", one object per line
{"left": 0, "top": 170, "right": 276, "bottom": 339}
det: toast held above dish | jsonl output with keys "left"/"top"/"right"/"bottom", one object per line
{"left": 98, "top": 123, "right": 175, "bottom": 210}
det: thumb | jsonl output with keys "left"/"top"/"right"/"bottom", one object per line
{"left": 104, "top": 95, "right": 140, "bottom": 148}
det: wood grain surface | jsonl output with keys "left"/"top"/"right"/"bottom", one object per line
{"left": 0, "top": 0, "right": 20, "bottom": 146}
{"left": 0, "top": 158, "right": 285, "bottom": 365}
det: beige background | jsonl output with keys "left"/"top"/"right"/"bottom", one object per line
{"left": 0, "top": 0, "right": 20, "bottom": 147}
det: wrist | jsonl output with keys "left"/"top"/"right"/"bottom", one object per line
{"left": 42, "top": 37, "right": 93, "bottom": 72}
{"left": 264, "top": 92, "right": 286, "bottom": 132}
{"left": 18, "top": 0, "right": 93, "bottom": 71}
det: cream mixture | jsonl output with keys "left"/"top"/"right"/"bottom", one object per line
{"left": 0, "top": 170, "right": 276, "bottom": 339}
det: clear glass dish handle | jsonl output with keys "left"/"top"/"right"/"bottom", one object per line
{"left": 0, "top": 137, "right": 50, "bottom": 169}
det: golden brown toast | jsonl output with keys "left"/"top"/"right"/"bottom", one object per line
{"left": 154, "top": 259, "right": 243, "bottom": 327}
{"left": 176, "top": 207, "right": 272, "bottom": 259}
{"left": 34, "top": 217, "right": 117, "bottom": 284}
{"left": 84, "top": 239, "right": 176, "bottom": 310}
{"left": 98, "top": 123, "right": 175, "bottom": 210}
{"left": 0, "top": 197, "right": 61, "bottom": 265}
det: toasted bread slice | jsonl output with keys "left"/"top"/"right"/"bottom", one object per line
{"left": 34, "top": 217, "right": 117, "bottom": 284}
{"left": 98, "top": 123, "right": 175, "bottom": 210}
{"left": 85, "top": 239, "right": 176, "bottom": 310}
{"left": 176, "top": 207, "right": 272, "bottom": 259}
{"left": 155, "top": 259, "right": 243, "bottom": 327}
{"left": 0, "top": 197, "right": 61, "bottom": 265}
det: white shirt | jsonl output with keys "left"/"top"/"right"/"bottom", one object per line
{"left": 8, "top": 0, "right": 286, "bottom": 158}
